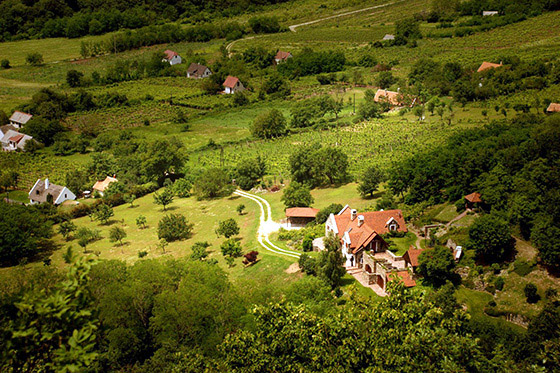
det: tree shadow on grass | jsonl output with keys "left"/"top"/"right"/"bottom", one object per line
{"left": 228, "top": 195, "right": 241, "bottom": 200}
{"left": 340, "top": 276, "right": 355, "bottom": 287}
{"left": 163, "top": 206, "right": 179, "bottom": 212}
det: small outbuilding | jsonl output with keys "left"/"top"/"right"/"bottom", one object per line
{"left": 223, "top": 76, "right": 245, "bottom": 94}
{"left": 162, "top": 50, "right": 182, "bottom": 65}
{"left": 9, "top": 111, "right": 32, "bottom": 128}
{"left": 477, "top": 61, "right": 503, "bottom": 73}
{"left": 187, "top": 63, "right": 212, "bottom": 78}
{"left": 464, "top": 192, "right": 482, "bottom": 210}
{"left": 546, "top": 102, "right": 560, "bottom": 113}
{"left": 29, "top": 178, "right": 76, "bottom": 205}
{"left": 482, "top": 11, "right": 499, "bottom": 16}
{"left": 92, "top": 176, "right": 118, "bottom": 197}
{"left": 285, "top": 207, "right": 319, "bottom": 228}
{"left": 274, "top": 51, "right": 292, "bottom": 64}
{"left": 382, "top": 34, "right": 395, "bottom": 41}
{"left": 374, "top": 89, "right": 401, "bottom": 106}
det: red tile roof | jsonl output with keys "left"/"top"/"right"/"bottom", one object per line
{"left": 275, "top": 51, "right": 292, "bottom": 60}
{"left": 403, "top": 247, "right": 424, "bottom": 267}
{"left": 223, "top": 76, "right": 240, "bottom": 88}
{"left": 388, "top": 270, "right": 416, "bottom": 287}
{"left": 164, "top": 50, "right": 178, "bottom": 60}
{"left": 464, "top": 192, "right": 482, "bottom": 203}
{"left": 9, "top": 134, "right": 24, "bottom": 143}
{"left": 285, "top": 207, "right": 319, "bottom": 218}
{"left": 477, "top": 61, "right": 502, "bottom": 73}
{"left": 547, "top": 103, "right": 560, "bottom": 113}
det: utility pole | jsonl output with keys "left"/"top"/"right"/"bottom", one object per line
{"left": 353, "top": 93, "right": 356, "bottom": 114}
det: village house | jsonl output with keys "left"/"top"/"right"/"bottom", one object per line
{"left": 92, "top": 176, "right": 118, "bottom": 197}
{"left": 162, "top": 50, "right": 182, "bottom": 65}
{"left": 187, "top": 63, "right": 212, "bottom": 78}
{"left": 0, "top": 129, "right": 33, "bottom": 151}
{"left": 382, "top": 34, "right": 395, "bottom": 41}
{"left": 477, "top": 61, "right": 503, "bottom": 73}
{"left": 374, "top": 89, "right": 402, "bottom": 107}
{"left": 9, "top": 111, "right": 32, "bottom": 128}
{"left": 325, "top": 205, "right": 415, "bottom": 291}
{"left": 29, "top": 178, "right": 76, "bottom": 205}
{"left": 274, "top": 51, "right": 292, "bottom": 64}
{"left": 403, "top": 247, "right": 424, "bottom": 271}
{"left": 0, "top": 124, "right": 18, "bottom": 138}
{"left": 285, "top": 207, "right": 319, "bottom": 228}
{"left": 464, "top": 192, "right": 482, "bottom": 210}
{"left": 223, "top": 76, "right": 245, "bottom": 94}
{"left": 546, "top": 102, "right": 560, "bottom": 113}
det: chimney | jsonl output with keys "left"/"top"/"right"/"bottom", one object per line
{"left": 358, "top": 215, "right": 364, "bottom": 227}
{"left": 45, "top": 178, "right": 50, "bottom": 189}
{"left": 351, "top": 209, "right": 357, "bottom": 221}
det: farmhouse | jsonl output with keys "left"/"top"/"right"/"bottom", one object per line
{"left": 92, "top": 176, "right": 118, "bottom": 197}
{"left": 546, "top": 102, "right": 560, "bottom": 113}
{"left": 382, "top": 34, "right": 395, "bottom": 40}
{"left": 187, "top": 63, "right": 212, "bottom": 78}
{"left": 223, "top": 76, "right": 245, "bottom": 94}
{"left": 285, "top": 207, "right": 319, "bottom": 228}
{"left": 374, "top": 89, "right": 401, "bottom": 106}
{"left": 274, "top": 51, "right": 292, "bottom": 64}
{"left": 0, "top": 129, "right": 33, "bottom": 151}
{"left": 0, "top": 124, "right": 18, "bottom": 138}
{"left": 29, "top": 178, "right": 76, "bottom": 205}
{"left": 326, "top": 205, "right": 413, "bottom": 291}
{"left": 477, "top": 61, "right": 503, "bottom": 73}
{"left": 464, "top": 192, "right": 482, "bottom": 210}
{"left": 162, "top": 50, "right": 182, "bottom": 65}
{"left": 9, "top": 111, "right": 32, "bottom": 128}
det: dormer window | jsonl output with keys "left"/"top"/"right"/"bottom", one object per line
{"left": 389, "top": 223, "right": 397, "bottom": 231}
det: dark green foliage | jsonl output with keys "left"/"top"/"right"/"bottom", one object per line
{"left": 298, "top": 253, "right": 317, "bottom": 276}
{"left": 194, "top": 168, "right": 234, "bottom": 199}
{"left": 358, "top": 165, "right": 385, "bottom": 198}
{"left": 190, "top": 241, "right": 210, "bottom": 261}
{"left": 251, "top": 109, "right": 287, "bottom": 139}
{"left": 357, "top": 100, "right": 382, "bottom": 120}
{"left": 157, "top": 214, "right": 194, "bottom": 242}
{"left": 315, "top": 203, "right": 343, "bottom": 224}
{"left": 417, "top": 246, "right": 457, "bottom": 287}
{"left": 494, "top": 276, "right": 505, "bottom": 291}
{"left": 317, "top": 233, "right": 345, "bottom": 289}
{"left": 248, "top": 16, "right": 283, "bottom": 34}
{"left": 220, "top": 238, "right": 242, "bottom": 266}
{"left": 0, "top": 202, "right": 53, "bottom": 266}
{"left": 1, "top": 59, "right": 10, "bottom": 69}
{"left": 23, "top": 117, "right": 65, "bottom": 146}
{"left": 216, "top": 218, "right": 240, "bottom": 239}
{"left": 281, "top": 181, "right": 314, "bottom": 208}
{"left": 25, "top": 53, "right": 43, "bottom": 66}
{"left": 302, "top": 235, "right": 313, "bottom": 252}
{"left": 153, "top": 188, "right": 174, "bottom": 211}
{"left": 394, "top": 18, "right": 422, "bottom": 45}
{"left": 277, "top": 48, "right": 346, "bottom": 78}
{"left": 94, "top": 204, "right": 114, "bottom": 225}
{"left": 468, "top": 215, "right": 515, "bottom": 263}
{"left": 289, "top": 145, "right": 349, "bottom": 188}
{"left": 234, "top": 156, "right": 266, "bottom": 190}
{"left": 261, "top": 74, "right": 291, "bottom": 97}
{"left": 524, "top": 283, "right": 540, "bottom": 303}
{"left": 58, "top": 220, "right": 77, "bottom": 241}
{"left": 66, "top": 70, "right": 85, "bottom": 87}
{"left": 109, "top": 226, "right": 127, "bottom": 246}
{"left": 172, "top": 178, "right": 192, "bottom": 198}
{"left": 375, "top": 71, "right": 396, "bottom": 89}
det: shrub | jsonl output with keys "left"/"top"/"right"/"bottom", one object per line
{"left": 494, "top": 276, "right": 505, "bottom": 291}
{"left": 281, "top": 181, "right": 314, "bottom": 208}
{"left": 216, "top": 218, "right": 240, "bottom": 239}
{"left": 302, "top": 235, "right": 313, "bottom": 252}
{"left": 172, "top": 178, "right": 192, "bottom": 198}
{"left": 1, "top": 59, "right": 10, "bottom": 69}
{"left": 26, "top": 52, "right": 44, "bottom": 66}
{"left": 157, "top": 214, "right": 194, "bottom": 242}
{"left": 251, "top": 109, "right": 287, "bottom": 139}
{"left": 524, "top": 283, "right": 540, "bottom": 303}
{"left": 138, "top": 251, "right": 148, "bottom": 258}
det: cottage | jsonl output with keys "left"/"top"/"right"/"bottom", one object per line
{"left": 223, "top": 76, "right": 245, "bottom": 94}
{"left": 187, "top": 63, "right": 212, "bottom": 78}
{"left": 0, "top": 129, "right": 33, "bottom": 151}
{"left": 403, "top": 247, "right": 424, "bottom": 271}
{"left": 325, "top": 205, "right": 412, "bottom": 291}
{"left": 92, "top": 176, "right": 118, "bottom": 197}
{"left": 162, "top": 50, "right": 182, "bottom": 65}
{"left": 482, "top": 11, "right": 499, "bottom": 16}
{"left": 285, "top": 207, "right": 319, "bottom": 228}
{"left": 9, "top": 111, "right": 32, "bottom": 128}
{"left": 546, "top": 102, "right": 560, "bottom": 113}
{"left": 0, "top": 124, "right": 18, "bottom": 138}
{"left": 374, "top": 89, "right": 401, "bottom": 106}
{"left": 29, "top": 178, "right": 76, "bottom": 205}
{"left": 382, "top": 34, "right": 395, "bottom": 41}
{"left": 274, "top": 51, "right": 292, "bottom": 64}
{"left": 464, "top": 192, "right": 482, "bottom": 210}
{"left": 477, "top": 61, "right": 503, "bottom": 73}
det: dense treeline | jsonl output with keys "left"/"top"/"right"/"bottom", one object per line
{"left": 430, "top": 0, "right": 560, "bottom": 21}
{"left": 0, "top": 0, "right": 289, "bottom": 41}
{"left": 278, "top": 48, "right": 346, "bottom": 78}
{"left": 2, "top": 257, "right": 559, "bottom": 371}
{"left": 388, "top": 113, "right": 560, "bottom": 267}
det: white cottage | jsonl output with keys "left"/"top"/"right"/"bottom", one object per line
{"left": 29, "top": 178, "right": 76, "bottom": 205}
{"left": 162, "top": 50, "right": 182, "bottom": 65}
{"left": 223, "top": 76, "right": 245, "bottom": 94}
{"left": 0, "top": 129, "right": 33, "bottom": 151}
{"left": 9, "top": 111, "right": 32, "bottom": 128}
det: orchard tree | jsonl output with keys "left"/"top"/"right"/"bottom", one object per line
{"left": 172, "top": 178, "right": 192, "bottom": 198}
{"left": 236, "top": 204, "right": 245, "bottom": 215}
{"left": 136, "top": 215, "right": 147, "bottom": 229}
{"left": 94, "top": 204, "right": 114, "bottom": 225}
{"left": 358, "top": 165, "right": 385, "bottom": 198}
{"left": 157, "top": 214, "right": 194, "bottom": 242}
{"left": 58, "top": 221, "right": 77, "bottom": 241}
{"left": 221, "top": 238, "right": 242, "bottom": 267}
{"left": 154, "top": 188, "right": 174, "bottom": 211}
{"left": 194, "top": 168, "right": 234, "bottom": 199}
{"left": 190, "top": 241, "right": 210, "bottom": 261}
{"left": 216, "top": 218, "right": 240, "bottom": 238}
{"left": 281, "top": 181, "right": 314, "bottom": 208}
{"left": 109, "top": 226, "right": 127, "bottom": 246}
{"left": 124, "top": 194, "right": 136, "bottom": 208}
{"left": 251, "top": 109, "right": 287, "bottom": 139}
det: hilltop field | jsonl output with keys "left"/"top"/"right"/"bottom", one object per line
{"left": 1, "top": 0, "right": 560, "bottom": 371}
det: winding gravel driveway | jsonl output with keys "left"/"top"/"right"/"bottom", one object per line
{"left": 234, "top": 190, "right": 301, "bottom": 259}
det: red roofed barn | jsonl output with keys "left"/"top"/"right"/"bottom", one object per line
{"left": 223, "top": 76, "right": 245, "bottom": 94}
{"left": 285, "top": 207, "right": 319, "bottom": 228}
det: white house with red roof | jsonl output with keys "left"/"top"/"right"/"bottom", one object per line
{"left": 162, "top": 50, "right": 182, "bottom": 65}
{"left": 223, "top": 76, "right": 245, "bottom": 94}
{"left": 9, "top": 111, "right": 32, "bottom": 128}
{"left": 0, "top": 129, "right": 33, "bottom": 151}
{"left": 274, "top": 50, "right": 292, "bottom": 64}
{"left": 326, "top": 205, "right": 415, "bottom": 291}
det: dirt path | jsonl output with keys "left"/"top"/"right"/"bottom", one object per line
{"left": 234, "top": 190, "right": 300, "bottom": 259}
{"left": 226, "top": 1, "right": 402, "bottom": 54}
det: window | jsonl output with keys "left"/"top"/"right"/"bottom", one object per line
{"left": 390, "top": 224, "right": 397, "bottom": 231}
